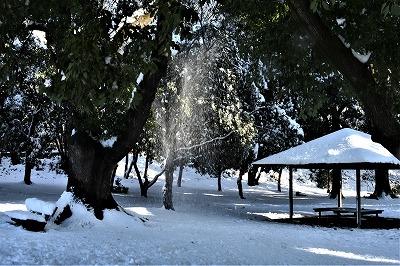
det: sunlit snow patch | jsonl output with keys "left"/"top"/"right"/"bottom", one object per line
{"left": 100, "top": 137, "right": 117, "bottom": 148}
{"left": 247, "top": 212, "right": 303, "bottom": 220}
{"left": 0, "top": 203, "right": 27, "bottom": 212}
{"left": 298, "top": 247, "right": 400, "bottom": 264}
{"left": 125, "top": 207, "right": 153, "bottom": 216}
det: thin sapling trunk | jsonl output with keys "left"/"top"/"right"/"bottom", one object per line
{"left": 177, "top": 164, "right": 184, "bottom": 187}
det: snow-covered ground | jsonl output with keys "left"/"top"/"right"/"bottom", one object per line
{"left": 0, "top": 157, "right": 399, "bottom": 265}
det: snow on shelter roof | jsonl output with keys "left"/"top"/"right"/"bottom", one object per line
{"left": 253, "top": 128, "right": 400, "bottom": 169}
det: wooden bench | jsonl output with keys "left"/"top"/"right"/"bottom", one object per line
{"left": 313, "top": 207, "right": 383, "bottom": 218}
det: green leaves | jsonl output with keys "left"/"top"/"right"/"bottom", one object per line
{"left": 382, "top": 1, "right": 400, "bottom": 17}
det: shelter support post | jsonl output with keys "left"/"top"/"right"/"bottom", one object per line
{"left": 289, "top": 167, "right": 293, "bottom": 220}
{"left": 338, "top": 169, "right": 343, "bottom": 208}
{"left": 356, "top": 169, "right": 362, "bottom": 227}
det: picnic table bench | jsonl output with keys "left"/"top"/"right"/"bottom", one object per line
{"left": 313, "top": 207, "right": 383, "bottom": 218}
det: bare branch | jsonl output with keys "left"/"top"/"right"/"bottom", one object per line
{"left": 177, "top": 131, "right": 234, "bottom": 152}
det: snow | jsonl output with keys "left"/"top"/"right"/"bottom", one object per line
{"left": 351, "top": 49, "right": 372, "bottom": 64}
{"left": 0, "top": 156, "right": 399, "bottom": 264}
{"left": 337, "top": 35, "right": 371, "bottom": 63}
{"left": 136, "top": 72, "right": 144, "bottom": 85}
{"left": 5, "top": 210, "right": 45, "bottom": 222}
{"left": 336, "top": 18, "right": 346, "bottom": 26}
{"left": 104, "top": 56, "right": 111, "bottom": 64}
{"left": 100, "top": 136, "right": 117, "bottom": 148}
{"left": 273, "top": 104, "right": 304, "bottom": 137}
{"left": 32, "top": 30, "right": 47, "bottom": 49}
{"left": 253, "top": 128, "right": 400, "bottom": 167}
{"left": 25, "top": 198, "right": 55, "bottom": 216}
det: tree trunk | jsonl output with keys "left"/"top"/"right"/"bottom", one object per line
{"left": 163, "top": 169, "right": 174, "bottom": 210}
{"left": 23, "top": 110, "right": 40, "bottom": 185}
{"left": 371, "top": 169, "right": 394, "bottom": 198}
{"left": 110, "top": 164, "right": 118, "bottom": 187}
{"left": 140, "top": 179, "right": 150, "bottom": 197}
{"left": 124, "top": 155, "right": 135, "bottom": 179}
{"left": 255, "top": 168, "right": 262, "bottom": 185}
{"left": 10, "top": 151, "right": 20, "bottom": 165}
{"left": 217, "top": 171, "right": 222, "bottom": 191}
{"left": 288, "top": 0, "right": 400, "bottom": 159}
{"left": 124, "top": 154, "right": 129, "bottom": 177}
{"left": 67, "top": 132, "right": 118, "bottom": 219}
{"left": 247, "top": 166, "right": 258, "bottom": 186}
{"left": 277, "top": 168, "right": 283, "bottom": 192}
{"left": 177, "top": 164, "right": 184, "bottom": 187}
{"left": 326, "top": 170, "right": 331, "bottom": 193}
{"left": 329, "top": 169, "right": 342, "bottom": 199}
{"left": 237, "top": 170, "right": 245, "bottom": 199}
{"left": 51, "top": 8, "right": 174, "bottom": 223}
{"left": 24, "top": 159, "right": 33, "bottom": 185}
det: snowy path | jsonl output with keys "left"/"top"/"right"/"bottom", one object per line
{"left": 0, "top": 159, "right": 399, "bottom": 264}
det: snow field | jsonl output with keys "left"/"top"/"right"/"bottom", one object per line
{"left": 0, "top": 157, "right": 399, "bottom": 264}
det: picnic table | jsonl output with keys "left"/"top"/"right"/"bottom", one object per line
{"left": 313, "top": 207, "right": 383, "bottom": 218}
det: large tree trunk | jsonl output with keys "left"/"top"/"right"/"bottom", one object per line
{"left": 371, "top": 169, "right": 395, "bottom": 198}
{"left": 288, "top": 0, "right": 400, "bottom": 158}
{"left": 329, "top": 169, "right": 342, "bottom": 199}
{"left": 67, "top": 132, "right": 118, "bottom": 219}
{"left": 60, "top": 9, "right": 173, "bottom": 221}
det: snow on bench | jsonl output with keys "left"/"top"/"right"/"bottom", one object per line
{"left": 313, "top": 207, "right": 383, "bottom": 218}
{"left": 25, "top": 198, "right": 56, "bottom": 216}
{"left": 5, "top": 211, "right": 47, "bottom": 232}
{"left": 4, "top": 210, "right": 46, "bottom": 223}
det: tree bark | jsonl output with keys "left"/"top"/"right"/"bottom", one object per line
{"left": 371, "top": 169, "right": 395, "bottom": 198}
{"left": 177, "top": 164, "right": 184, "bottom": 187}
{"left": 24, "top": 160, "right": 33, "bottom": 185}
{"left": 247, "top": 166, "right": 258, "bottom": 186}
{"left": 277, "top": 168, "right": 283, "bottom": 192}
{"left": 163, "top": 168, "right": 174, "bottom": 210}
{"left": 326, "top": 170, "right": 331, "bottom": 193}
{"left": 10, "top": 151, "right": 20, "bottom": 165}
{"left": 110, "top": 164, "right": 118, "bottom": 187}
{"left": 288, "top": 0, "right": 400, "bottom": 158}
{"left": 124, "top": 154, "right": 135, "bottom": 179}
{"left": 329, "top": 169, "right": 342, "bottom": 199}
{"left": 237, "top": 170, "right": 245, "bottom": 199}
{"left": 67, "top": 132, "right": 118, "bottom": 220}
{"left": 217, "top": 171, "right": 222, "bottom": 191}
{"left": 61, "top": 9, "right": 175, "bottom": 220}
{"left": 23, "top": 110, "right": 40, "bottom": 185}
{"left": 136, "top": 161, "right": 164, "bottom": 198}
{"left": 124, "top": 154, "right": 129, "bottom": 177}
{"left": 255, "top": 168, "right": 262, "bottom": 185}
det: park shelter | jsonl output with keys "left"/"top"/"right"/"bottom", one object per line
{"left": 252, "top": 128, "right": 400, "bottom": 227}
